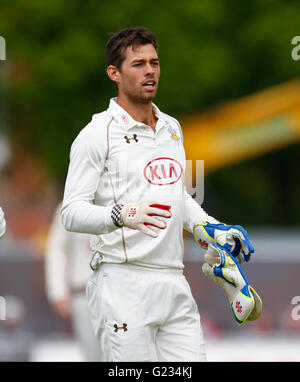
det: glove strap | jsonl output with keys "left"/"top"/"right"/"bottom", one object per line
{"left": 111, "top": 204, "right": 124, "bottom": 227}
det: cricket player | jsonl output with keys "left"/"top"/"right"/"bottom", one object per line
{"left": 61, "top": 27, "right": 255, "bottom": 361}
{"left": 0, "top": 207, "right": 6, "bottom": 238}
{"left": 45, "top": 203, "right": 101, "bottom": 361}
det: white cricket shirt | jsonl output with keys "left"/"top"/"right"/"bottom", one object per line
{"left": 61, "top": 98, "right": 215, "bottom": 269}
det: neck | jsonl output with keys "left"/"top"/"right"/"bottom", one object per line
{"left": 117, "top": 94, "right": 157, "bottom": 131}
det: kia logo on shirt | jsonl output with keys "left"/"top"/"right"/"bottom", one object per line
{"left": 144, "top": 157, "right": 183, "bottom": 185}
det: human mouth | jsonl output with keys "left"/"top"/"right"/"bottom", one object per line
{"left": 142, "top": 80, "right": 156, "bottom": 90}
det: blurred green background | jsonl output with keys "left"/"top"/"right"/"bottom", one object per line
{"left": 1, "top": 0, "right": 300, "bottom": 232}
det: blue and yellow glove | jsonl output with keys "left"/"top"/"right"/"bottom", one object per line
{"left": 193, "top": 221, "right": 254, "bottom": 263}
{"left": 202, "top": 243, "right": 262, "bottom": 325}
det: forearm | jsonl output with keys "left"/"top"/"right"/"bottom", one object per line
{"left": 186, "top": 188, "right": 254, "bottom": 261}
{"left": 183, "top": 188, "right": 219, "bottom": 233}
{"left": 61, "top": 200, "right": 118, "bottom": 235}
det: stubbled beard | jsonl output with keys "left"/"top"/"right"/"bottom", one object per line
{"left": 123, "top": 85, "right": 157, "bottom": 105}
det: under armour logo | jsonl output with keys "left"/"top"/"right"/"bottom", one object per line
{"left": 124, "top": 134, "right": 138, "bottom": 143}
{"left": 236, "top": 301, "right": 243, "bottom": 313}
{"left": 114, "top": 323, "right": 128, "bottom": 332}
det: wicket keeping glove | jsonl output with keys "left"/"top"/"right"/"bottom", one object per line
{"left": 193, "top": 221, "right": 254, "bottom": 263}
{"left": 0, "top": 207, "right": 6, "bottom": 238}
{"left": 202, "top": 243, "right": 262, "bottom": 325}
{"left": 111, "top": 201, "right": 171, "bottom": 238}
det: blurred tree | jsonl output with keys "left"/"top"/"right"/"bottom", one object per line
{"left": 0, "top": 0, "right": 300, "bottom": 225}
{"left": 204, "top": 143, "right": 300, "bottom": 226}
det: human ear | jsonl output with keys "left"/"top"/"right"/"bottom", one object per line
{"left": 106, "top": 65, "right": 120, "bottom": 83}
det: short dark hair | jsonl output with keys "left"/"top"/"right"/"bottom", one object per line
{"left": 106, "top": 27, "right": 158, "bottom": 70}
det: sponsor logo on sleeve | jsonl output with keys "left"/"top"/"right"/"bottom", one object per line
{"left": 168, "top": 126, "right": 180, "bottom": 142}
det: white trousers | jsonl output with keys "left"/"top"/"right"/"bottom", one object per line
{"left": 86, "top": 263, "right": 206, "bottom": 362}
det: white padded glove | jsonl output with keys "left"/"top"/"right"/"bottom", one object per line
{"left": 112, "top": 201, "right": 172, "bottom": 238}
{"left": 0, "top": 207, "right": 6, "bottom": 238}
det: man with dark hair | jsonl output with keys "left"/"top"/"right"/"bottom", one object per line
{"left": 61, "top": 27, "right": 255, "bottom": 361}
{"left": 106, "top": 27, "right": 158, "bottom": 69}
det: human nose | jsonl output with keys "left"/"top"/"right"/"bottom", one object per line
{"left": 144, "top": 62, "right": 155, "bottom": 75}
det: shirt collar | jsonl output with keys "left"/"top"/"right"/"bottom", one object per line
{"left": 107, "top": 97, "right": 168, "bottom": 131}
